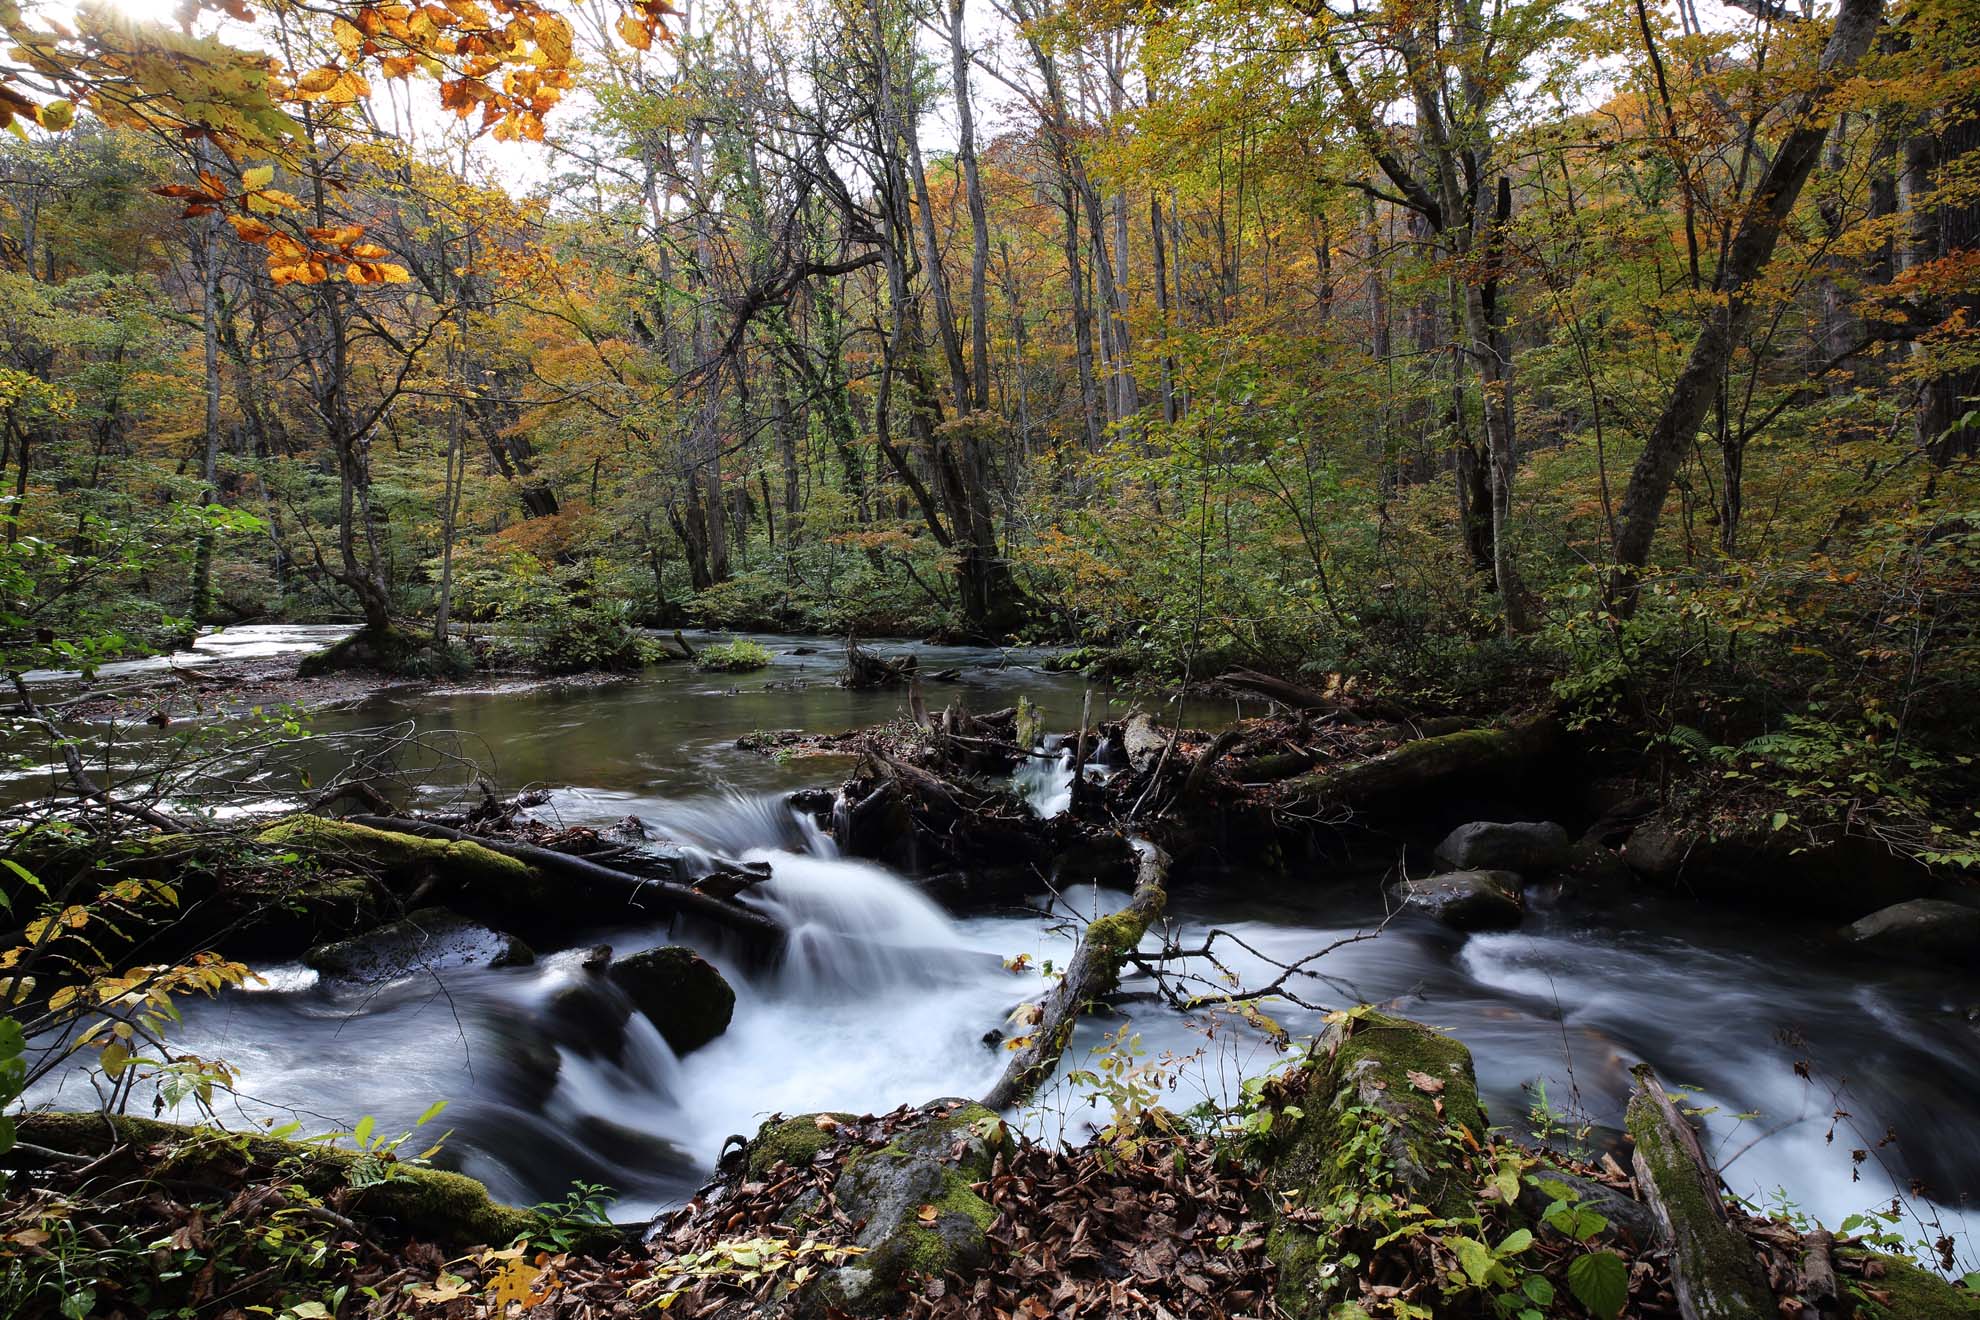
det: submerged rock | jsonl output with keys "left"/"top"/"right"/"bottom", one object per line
{"left": 1434, "top": 819, "right": 1571, "bottom": 874}
{"left": 1842, "top": 898, "right": 1980, "bottom": 961}
{"left": 1388, "top": 869, "right": 1523, "bottom": 930}
{"left": 304, "top": 907, "right": 532, "bottom": 985}
{"left": 608, "top": 946, "right": 736, "bottom": 1055}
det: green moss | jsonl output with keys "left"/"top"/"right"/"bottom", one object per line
{"left": 1625, "top": 1081, "right": 1773, "bottom": 1319}
{"left": 896, "top": 1168, "right": 996, "bottom": 1277}
{"left": 16, "top": 1113, "right": 555, "bottom": 1249}
{"left": 747, "top": 1113, "right": 857, "bottom": 1177}
{"left": 1838, "top": 1249, "right": 1980, "bottom": 1319}
{"left": 1264, "top": 1013, "right": 1496, "bottom": 1319}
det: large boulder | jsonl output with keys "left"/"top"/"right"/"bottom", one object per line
{"left": 305, "top": 907, "right": 532, "bottom": 985}
{"left": 1622, "top": 816, "right": 1935, "bottom": 917}
{"left": 1388, "top": 869, "right": 1523, "bottom": 931}
{"left": 1434, "top": 820, "right": 1571, "bottom": 874}
{"left": 608, "top": 946, "right": 736, "bottom": 1055}
{"left": 1265, "top": 1013, "right": 1495, "bottom": 1318}
{"left": 1842, "top": 899, "right": 1980, "bottom": 962}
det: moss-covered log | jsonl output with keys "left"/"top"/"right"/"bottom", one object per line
{"left": 980, "top": 839, "right": 1168, "bottom": 1111}
{"left": 1275, "top": 709, "right": 1559, "bottom": 809}
{"left": 1626, "top": 1065, "right": 1774, "bottom": 1320}
{"left": 343, "top": 813, "right": 783, "bottom": 943}
{"left": 8, "top": 1112, "right": 597, "bottom": 1250}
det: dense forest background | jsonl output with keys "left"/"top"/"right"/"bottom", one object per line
{"left": 2, "top": 0, "right": 1977, "bottom": 847}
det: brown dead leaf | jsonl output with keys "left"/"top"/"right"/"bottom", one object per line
{"left": 1406, "top": 1069, "right": 1446, "bottom": 1094}
{"left": 917, "top": 1203, "right": 940, "bottom": 1225}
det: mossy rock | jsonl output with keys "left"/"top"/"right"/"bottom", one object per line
{"left": 818, "top": 1101, "right": 1004, "bottom": 1313}
{"left": 1265, "top": 1012, "right": 1494, "bottom": 1319}
{"left": 1839, "top": 1247, "right": 1980, "bottom": 1319}
{"left": 254, "top": 815, "right": 558, "bottom": 919}
{"left": 608, "top": 946, "right": 735, "bottom": 1055}
{"left": 11, "top": 1112, "right": 595, "bottom": 1251}
{"left": 744, "top": 1101, "right": 1006, "bottom": 1315}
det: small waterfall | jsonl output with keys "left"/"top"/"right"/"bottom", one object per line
{"left": 742, "top": 848, "right": 981, "bottom": 991}
{"left": 1013, "top": 734, "right": 1075, "bottom": 818}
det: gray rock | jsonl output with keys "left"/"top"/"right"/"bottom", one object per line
{"left": 1519, "top": 1165, "right": 1662, "bottom": 1249}
{"left": 1434, "top": 820, "right": 1571, "bottom": 874}
{"left": 305, "top": 907, "right": 532, "bottom": 986}
{"left": 1388, "top": 870, "right": 1523, "bottom": 931}
{"left": 608, "top": 946, "right": 736, "bottom": 1055}
{"left": 1842, "top": 899, "right": 1980, "bottom": 961}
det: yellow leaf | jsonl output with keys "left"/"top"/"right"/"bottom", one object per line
{"left": 331, "top": 15, "right": 364, "bottom": 57}
{"left": 242, "top": 164, "right": 275, "bottom": 191}
{"left": 915, "top": 1203, "right": 938, "bottom": 1224}
{"left": 616, "top": 12, "right": 651, "bottom": 49}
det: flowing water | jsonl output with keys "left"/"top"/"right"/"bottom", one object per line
{"left": 20, "top": 627, "right": 1980, "bottom": 1260}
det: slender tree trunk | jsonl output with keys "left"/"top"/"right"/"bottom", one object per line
{"left": 1608, "top": 0, "right": 1886, "bottom": 609}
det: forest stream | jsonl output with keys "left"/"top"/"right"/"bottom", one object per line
{"left": 21, "top": 627, "right": 1980, "bottom": 1261}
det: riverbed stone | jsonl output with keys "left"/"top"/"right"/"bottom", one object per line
{"left": 608, "top": 946, "right": 736, "bottom": 1055}
{"left": 1388, "top": 869, "right": 1523, "bottom": 930}
{"left": 304, "top": 907, "right": 532, "bottom": 985}
{"left": 1842, "top": 898, "right": 1980, "bottom": 962}
{"left": 1434, "top": 819, "right": 1571, "bottom": 874}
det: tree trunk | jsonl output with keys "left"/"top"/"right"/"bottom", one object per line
{"left": 1607, "top": 0, "right": 1886, "bottom": 609}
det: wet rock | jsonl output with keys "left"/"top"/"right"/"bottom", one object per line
{"left": 1842, "top": 899, "right": 1980, "bottom": 962}
{"left": 1622, "top": 816, "right": 1935, "bottom": 917}
{"left": 304, "top": 907, "right": 532, "bottom": 986}
{"left": 1265, "top": 1013, "right": 1493, "bottom": 1318}
{"left": 608, "top": 946, "right": 735, "bottom": 1055}
{"left": 1388, "top": 869, "right": 1523, "bottom": 930}
{"left": 541, "top": 974, "right": 633, "bottom": 1062}
{"left": 1434, "top": 819, "right": 1571, "bottom": 874}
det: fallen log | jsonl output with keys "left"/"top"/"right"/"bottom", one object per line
{"left": 1276, "top": 710, "right": 1559, "bottom": 808}
{"left": 343, "top": 814, "right": 783, "bottom": 944}
{"left": 982, "top": 839, "right": 1169, "bottom": 1111}
{"left": 1626, "top": 1064, "right": 1773, "bottom": 1320}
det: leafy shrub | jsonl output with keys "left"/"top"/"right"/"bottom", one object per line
{"left": 482, "top": 556, "right": 650, "bottom": 674}
{"left": 697, "top": 640, "right": 773, "bottom": 672}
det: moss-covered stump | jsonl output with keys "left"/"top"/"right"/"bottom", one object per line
{"left": 608, "top": 945, "right": 735, "bottom": 1055}
{"left": 738, "top": 1100, "right": 1006, "bottom": 1314}
{"left": 1264, "top": 1012, "right": 1495, "bottom": 1319}
{"left": 1838, "top": 1246, "right": 1980, "bottom": 1319}
{"left": 1626, "top": 1067, "right": 1773, "bottom": 1320}
{"left": 9, "top": 1112, "right": 589, "bottom": 1251}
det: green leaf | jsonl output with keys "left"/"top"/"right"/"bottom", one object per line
{"left": 353, "top": 1114, "right": 375, "bottom": 1147}
{"left": 1567, "top": 1249, "right": 1629, "bottom": 1319}
{"left": 417, "top": 1098, "right": 448, "bottom": 1126}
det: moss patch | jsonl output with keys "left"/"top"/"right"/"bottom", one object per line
{"left": 748, "top": 1113, "right": 858, "bottom": 1177}
{"left": 1626, "top": 1079, "right": 1773, "bottom": 1320}
{"left": 1838, "top": 1249, "right": 1980, "bottom": 1320}
{"left": 16, "top": 1112, "right": 565, "bottom": 1250}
